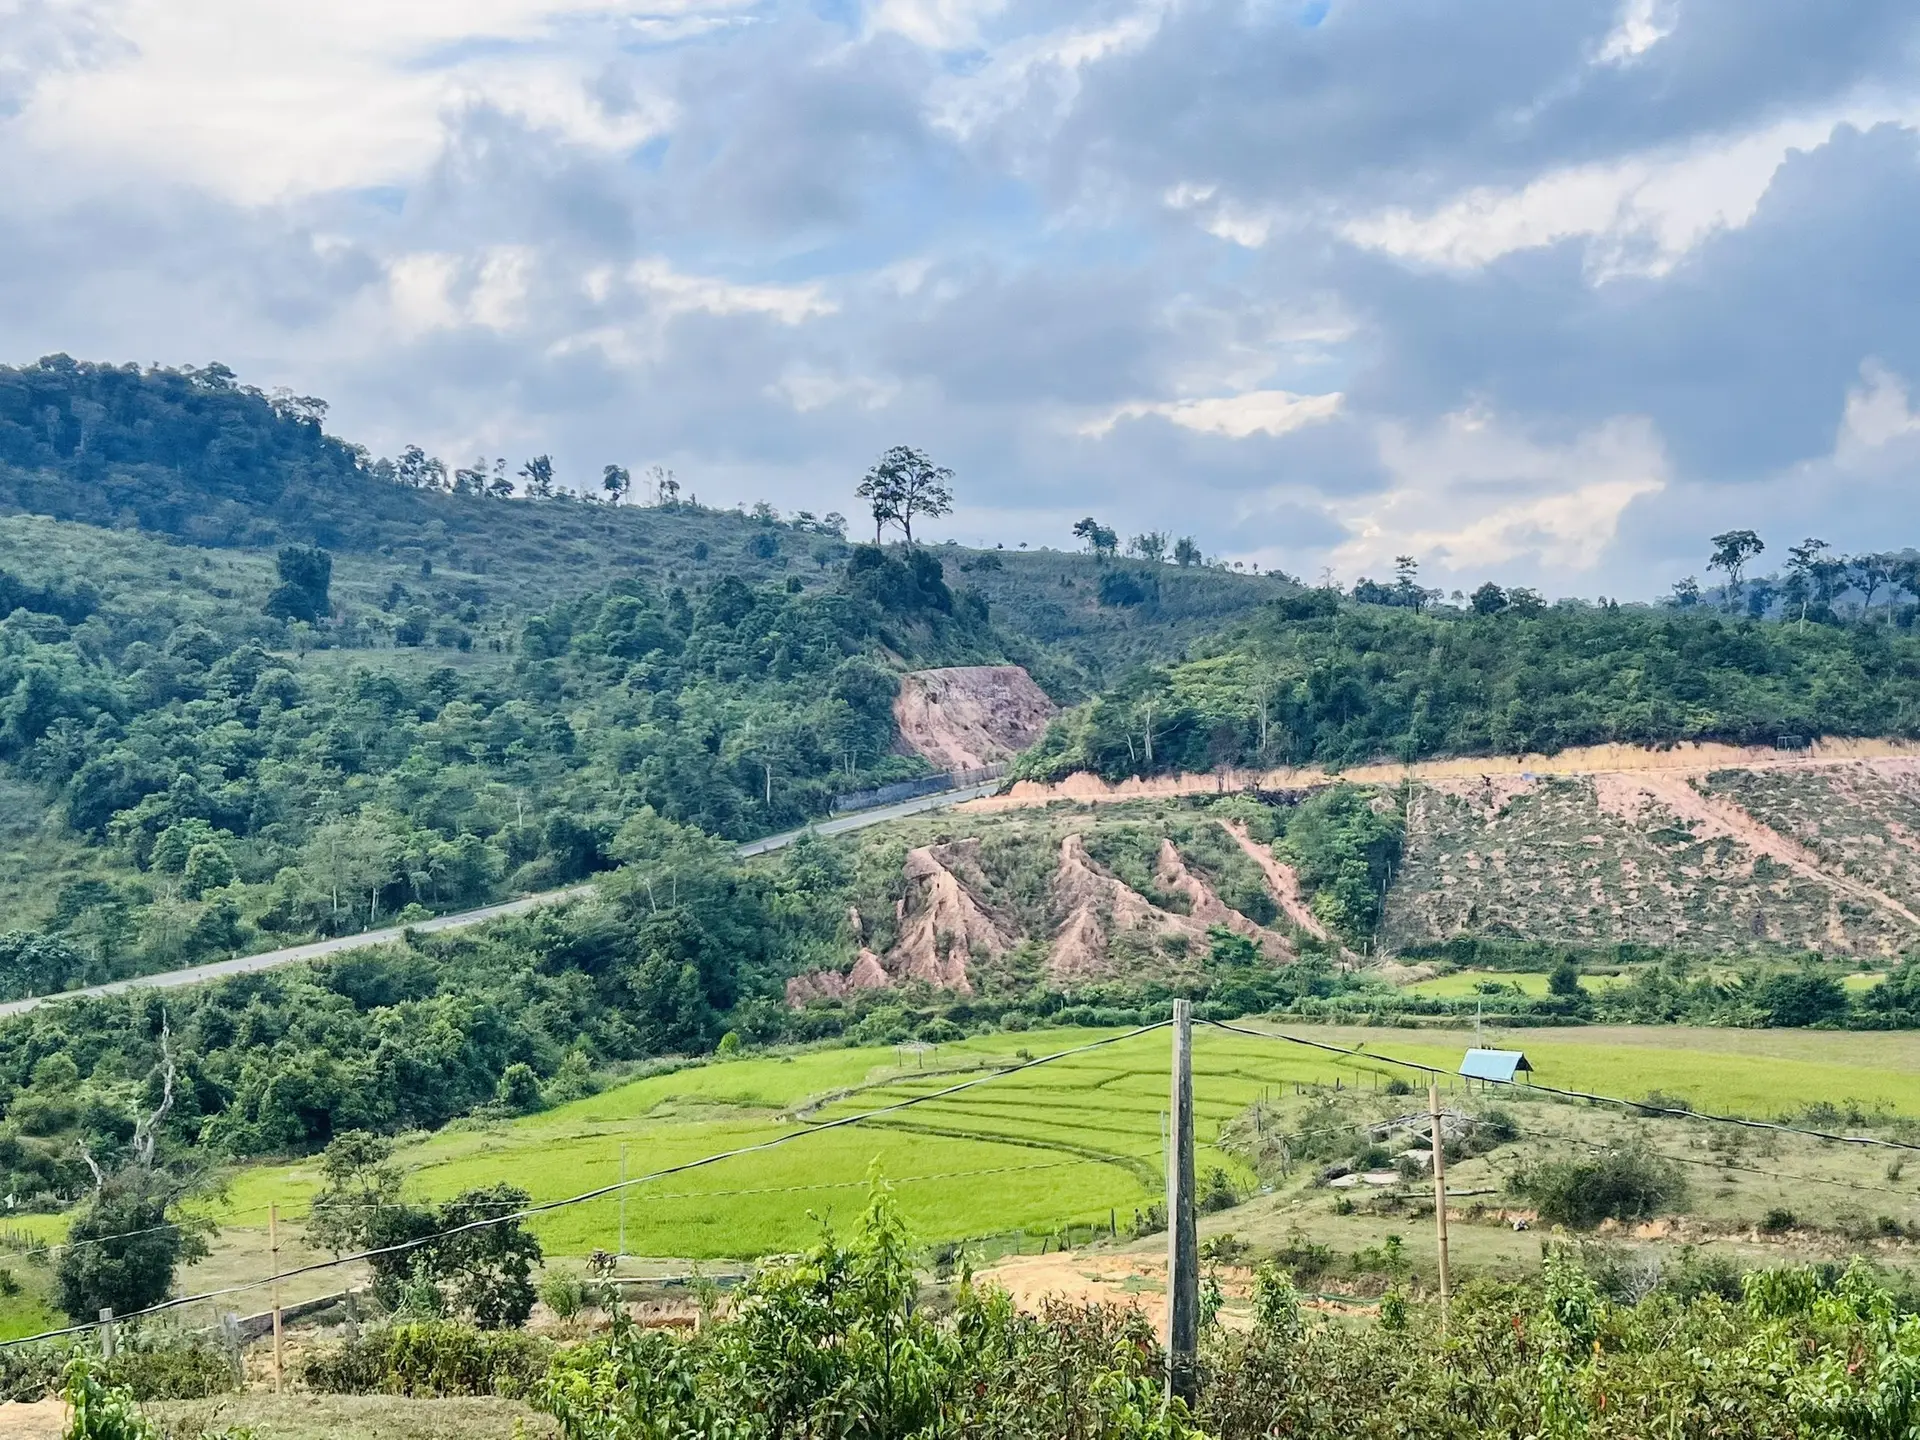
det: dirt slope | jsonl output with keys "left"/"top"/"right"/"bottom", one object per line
{"left": 885, "top": 840, "right": 1016, "bottom": 993}
{"left": 964, "top": 738, "right": 1920, "bottom": 812}
{"left": 893, "top": 666, "right": 1058, "bottom": 772}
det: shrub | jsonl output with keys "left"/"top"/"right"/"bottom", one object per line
{"left": 1510, "top": 1146, "right": 1686, "bottom": 1228}
{"left": 1198, "top": 1166, "right": 1240, "bottom": 1214}
{"left": 301, "top": 1321, "right": 553, "bottom": 1399}
{"left": 540, "top": 1269, "right": 587, "bottom": 1322}
{"left": 1251, "top": 1262, "right": 1301, "bottom": 1338}
{"left": 106, "top": 1334, "right": 236, "bottom": 1401}
{"left": 1759, "top": 1207, "right": 1798, "bottom": 1234}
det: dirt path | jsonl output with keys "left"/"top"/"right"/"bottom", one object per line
{"left": 1219, "top": 820, "right": 1338, "bottom": 946}
{"left": 960, "top": 738, "right": 1920, "bottom": 813}
{"left": 1603, "top": 771, "right": 1920, "bottom": 929}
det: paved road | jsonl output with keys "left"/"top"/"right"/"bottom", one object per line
{"left": 0, "top": 778, "right": 1003, "bottom": 1020}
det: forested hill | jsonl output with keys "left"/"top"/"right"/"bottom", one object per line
{"left": 1015, "top": 588, "right": 1920, "bottom": 782}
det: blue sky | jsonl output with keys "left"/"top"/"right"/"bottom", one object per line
{"left": 4, "top": 0, "right": 1920, "bottom": 597}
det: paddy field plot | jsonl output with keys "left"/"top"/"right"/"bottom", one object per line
{"left": 206, "top": 1022, "right": 1920, "bottom": 1266}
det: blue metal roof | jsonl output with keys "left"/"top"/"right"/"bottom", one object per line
{"left": 1460, "top": 1048, "right": 1532, "bottom": 1082}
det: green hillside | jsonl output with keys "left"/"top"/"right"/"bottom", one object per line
{"left": 1016, "top": 589, "right": 1920, "bottom": 782}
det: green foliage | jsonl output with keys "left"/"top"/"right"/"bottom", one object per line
{"left": 539, "top": 1180, "right": 1197, "bottom": 1440}
{"left": 56, "top": 1181, "right": 211, "bottom": 1323}
{"left": 1511, "top": 1144, "right": 1689, "bottom": 1229}
{"left": 1250, "top": 1261, "right": 1300, "bottom": 1339}
{"left": 539, "top": 1269, "right": 588, "bottom": 1322}
{"left": 59, "top": 1358, "right": 154, "bottom": 1440}
{"left": 1277, "top": 785, "right": 1403, "bottom": 942}
{"left": 299, "top": 1321, "right": 553, "bottom": 1398}
{"left": 1018, "top": 593, "right": 1920, "bottom": 781}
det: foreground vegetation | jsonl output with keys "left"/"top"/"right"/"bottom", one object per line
{"left": 45, "top": 1183, "right": 1920, "bottom": 1440}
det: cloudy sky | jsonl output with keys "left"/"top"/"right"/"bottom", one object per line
{"left": 5, "top": 0, "right": 1920, "bottom": 597}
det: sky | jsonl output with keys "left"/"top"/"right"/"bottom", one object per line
{"left": 4, "top": 0, "right": 1920, "bottom": 598}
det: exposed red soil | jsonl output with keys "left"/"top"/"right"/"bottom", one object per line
{"left": 893, "top": 665, "right": 1058, "bottom": 771}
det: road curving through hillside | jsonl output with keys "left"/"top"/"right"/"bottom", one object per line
{"left": 0, "top": 777, "right": 1004, "bottom": 1021}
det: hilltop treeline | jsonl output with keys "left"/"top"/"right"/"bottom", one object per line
{"left": 1017, "top": 590, "right": 1920, "bottom": 781}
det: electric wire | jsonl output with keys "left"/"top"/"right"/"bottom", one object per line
{"left": 1203, "top": 1018, "right": 1920, "bottom": 1153}
{"left": 0, "top": 1020, "right": 1170, "bottom": 1349}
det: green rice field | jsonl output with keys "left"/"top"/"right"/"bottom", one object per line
{"left": 207, "top": 1021, "right": 1920, "bottom": 1263}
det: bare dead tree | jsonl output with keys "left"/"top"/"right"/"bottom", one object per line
{"left": 131, "top": 1015, "right": 177, "bottom": 1172}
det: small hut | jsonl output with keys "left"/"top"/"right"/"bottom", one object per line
{"left": 1459, "top": 1048, "right": 1532, "bottom": 1086}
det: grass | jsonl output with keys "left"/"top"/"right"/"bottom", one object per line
{"left": 149, "top": 1395, "right": 556, "bottom": 1440}
{"left": 196, "top": 1022, "right": 1920, "bottom": 1267}
{"left": 1402, "top": 970, "right": 1630, "bottom": 999}
{"left": 1, "top": 1019, "right": 1913, "bottom": 1340}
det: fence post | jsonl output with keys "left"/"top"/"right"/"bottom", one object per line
{"left": 97, "top": 1308, "right": 114, "bottom": 1362}
{"left": 1166, "top": 999, "right": 1198, "bottom": 1407}
{"left": 269, "top": 1203, "right": 284, "bottom": 1394}
{"left": 220, "top": 1312, "right": 244, "bottom": 1386}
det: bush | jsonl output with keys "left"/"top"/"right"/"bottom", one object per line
{"left": 1510, "top": 1146, "right": 1686, "bottom": 1229}
{"left": 540, "top": 1269, "right": 586, "bottom": 1322}
{"left": 1759, "top": 1207, "right": 1798, "bottom": 1234}
{"left": 301, "top": 1321, "right": 553, "bottom": 1399}
{"left": 104, "top": 1335, "right": 236, "bottom": 1401}
{"left": 1198, "top": 1166, "right": 1240, "bottom": 1214}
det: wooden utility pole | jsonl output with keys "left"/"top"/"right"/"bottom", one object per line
{"left": 1166, "top": 1000, "right": 1198, "bottom": 1406}
{"left": 1429, "top": 1084, "right": 1451, "bottom": 1331}
{"left": 269, "top": 1203, "right": 284, "bottom": 1392}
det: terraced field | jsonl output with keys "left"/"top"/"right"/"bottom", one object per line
{"left": 205, "top": 1023, "right": 1920, "bottom": 1264}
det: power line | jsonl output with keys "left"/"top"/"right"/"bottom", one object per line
{"left": 1203, "top": 1019, "right": 1920, "bottom": 1154}
{"left": 0, "top": 1021, "right": 1170, "bottom": 1350}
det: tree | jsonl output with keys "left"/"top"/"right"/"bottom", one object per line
{"left": 304, "top": 817, "right": 397, "bottom": 928}
{"left": 264, "top": 544, "right": 332, "bottom": 624}
{"left": 180, "top": 841, "right": 234, "bottom": 899}
{"left": 1853, "top": 551, "right": 1894, "bottom": 618}
{"left": 1173, "top": 536, "right": 1201, "bottom": 567}
{"left": 306, "top": 1130, "right": 405, "bottom": 1256}
{"left": 1706, "top": 530, "right": 1765, "bottom": 612}
{"left": 1469, "top": 581, "right": 1507, "bottom": 615}
{"left": 647, "top": 465, "right": 679, "bottom": 506}
{"left": 1668, "top": 576, "right": 1702, "bottom": 609}
{"left": 1072, "top": 517, "right": 1119, "bottom": 561}
{"left": 56, "top": 1027, "right": 210, "bottom": 1321}
{"left": 419, "top": 1185, "right": 543, "bottom": 1329}
{"left": 520, "top": 455, "right": 556, "bottom": 499}
{"left": 1392, "top": 556, "right": 1428, "bottom": 611}
{"left": 395, "top": 445, "right": 446, "bottom": 490}
{"left": 855, "top": 446, "right": 953, "bottom": 547}
{"left": 1128, "top": 531, "right": 1168, "bottom": 564}
{"left": 57, "top": 1179, "right": 210, "bottom": 1321}
{"left": 601, "top": 465, "right": 631, "bottom": 505}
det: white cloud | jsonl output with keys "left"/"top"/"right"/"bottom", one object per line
{"left": 629, "top": 259, "right": 836, "bottom": 324}
{"left": 387, "top": 245, "right": 535, "bottom": 335}
{"left": 1081, "top": 388, "right": 1344, "bottom": 439}
{"left": 866, "top": 0, "right": 1007, "bottom": 50}
{"left": 928, "top": 1, "right": 1168, "bottom": 139}
{"left": 1340, "top": 111, "right": 1907, "bottom": 279}
{"left": 1308, "top": 409, "right": 1668, "bottom": 581}
{"left": 769, "top": 366, "right": 900, "bottom": 412}
{"left": 7, "top": 0, "right": 704, "bottom": 203}
{"left": 1836, "top": 359, "right": 1920, "bottom": 459}
{"left": 1595, "top": 0, "right": 1676, "bottom": 66}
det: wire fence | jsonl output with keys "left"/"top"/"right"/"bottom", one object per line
{"left": 16, "top": 1012, "right": 1920, "bottom": 1356}
{"left": 829, "top": 765, "right": 1006, "bottom": 815}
